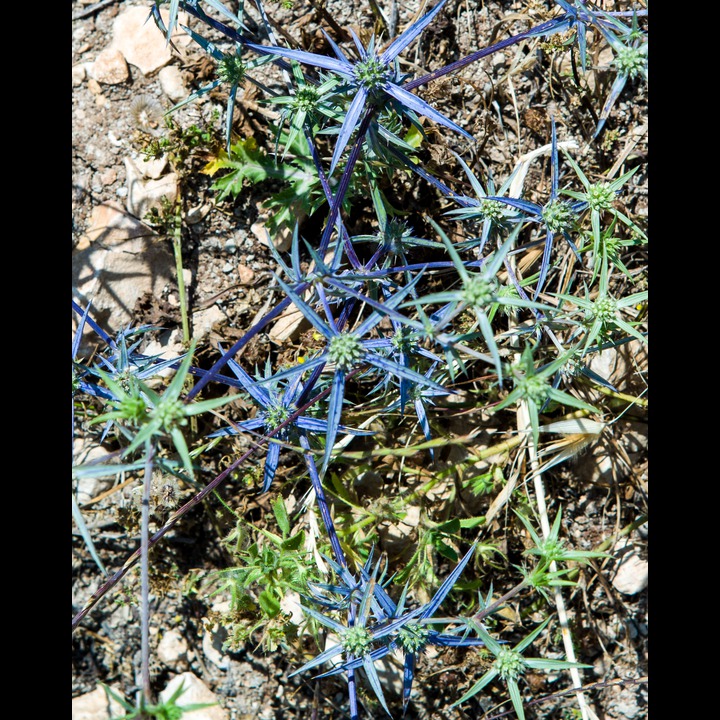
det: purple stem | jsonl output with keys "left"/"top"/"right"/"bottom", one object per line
{"left": 404, "top": 16, "right": 567, "bottom": 91}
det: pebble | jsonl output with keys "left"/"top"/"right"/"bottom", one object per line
{"left": 159, "top": 65, "right": 188, "bottom": 103}
{"left": 192, "top": 305, "right": 226, "bottom": 340}
{"left": 72, "top": 64, "right": 87, "bottom": 86}
{"left": 72, "top": 685, "right": 124, "bottom": 720}
{"left": 111, "top": 6, "right": 190, "bottom": 76}
{"left": 72, "top": 226, "right": 174, "bottom": 337}
{"left": 124, "top": 156, "right": 179, "bottom": 218}
{"left": 90, "top": 48, "right": 129, "bottom": 85}
{"left": 611, "top": 540, "right": 648, "bottom": 595}
{"left": 157, "top": 629, "right": 189, "bottom": 668}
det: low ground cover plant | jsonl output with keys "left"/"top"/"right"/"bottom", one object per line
{"left": 72, "top": 1, "right": 648, "bottom": 718}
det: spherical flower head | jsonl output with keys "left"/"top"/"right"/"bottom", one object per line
{"left": 153, "top": 398, "right": 188, "bottom": 431}
{"left": 328, "top": 333, "right": 365, "bottom": 372}
{"left": 462, "top": 276, "right": 497, "bottom": 309}
{"left": 614, "top": 46, "right": 646, "bottom": 79}
{"left": 398, "top": 623, "right": 430, "bottom": 654}
{"left": 604, "top": 235, "right": 624, "bottom": 256}
{"left": 354, "top": 55, "right": 391, "bottom": 93}
{"left": 586, "top": 183, "right": 616, "bottom": 213}
{"left": 559, "top": 348, "right": 583, "bottom": 379}
{"left": 542, "top": 199, "right": 576, "bottom": 233}
{"left": 293, "top": 85, "right": 320, "bottom": 113}
{"left": 120, "top": 394, "right": 149, "bottom": 425}
{"left": 480, "top": 198, "right": 509, "bottom": 222}
{"left": 341, "top": 625, "right": 373, "bottom": 655}
{"left": 218, "top": 55, "right": 247, "bottom": 85}
{"left": 515, "top": 372, "right": 550, "bottom": 406}
{"left": 495, "top": 647, "right": 527, "bottom": 682}
{"left": 265, "top": 402, "right": 294, "bottom": 436}
{"left": 592, "top": 295, "right": 618, "bottom": 323}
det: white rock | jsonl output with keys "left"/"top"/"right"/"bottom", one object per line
{"left": 268, "top": 303, "right": 310, "bottom": 344}
{"left": 141, "top": 329, "right": 186, "bottom": 379}
{"left": 612, "top": 541, "right": 648, "bottom": 595}
{"left": 72, "top": 230, "right": 175, "bottom": 338}
{"left": 237, "top": 264, "right": 255, "bottom": 285}
{"left": 159, "top": 65, "right": 188, "bottom": 103}
{"left": 373, "top": 647, "right": 405, "bottom": 699}
{"left": 280, "top": 590, "right": 304, "bottom": 625}
{"left": 72, "top": 63, "right": 87, "bottom": 86}
{"left": 110, "top": 6, "right": 190, "bottom": 76}
{"left": 124, "top": 156, "right": 179, "bottom": 218}
{"left": 72, "top": 685, "right": 124, "bottom": 720}
{"left": 159, "top": 672, "right": 228, "bottom": 720}
{"left": 90, "top": 48, "right": 129, "bottom": 85}
{"left": 81, "top": 201, "right": 153, "bottom": 247}
{"left": 251, "top": 220, "right": 291, "bottom": 252}
{"left": 192, "top": 305, "right": 226, "bottom": 341}
{"left": 202, "top": 626, "right": 230, "bottom": 671}
{"left": 134, "top": 154, "right": 169, "bottom": 180}
{"left": 157, "top": 629, "right": 189, "bottom": 668}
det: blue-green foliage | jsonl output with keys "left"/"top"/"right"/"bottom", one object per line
{"left": 73, "top": 1, "right": 648, "bottom": 717}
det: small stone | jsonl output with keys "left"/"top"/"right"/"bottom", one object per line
{"left": 159, "top": 65, "right": 188, "bottom": 102}
{"left": 202, "top": 625, "right": 230, "bottom": 671}
{"left": 72, "top": 230, "right": 174, "bottom": 340}
{"left": 611, "top": 541, "right": 648, "bottom": 595}
{"left": 72, "top": 64, "right": 87, "bottom": 86}
{"left": 251, "top": 220, "right": 291, "bottom": 252}
{"left": 91, "top": 48, "right": 129, "bottom": 85}
{"left": 157, "top": 629, "right": 189, "bottom": 668}
{"left": 280, "top": 591, "right": 304, "bottom": 625}
{"left": 142, "top": 329, "right": 186, "bottom": 380}
{"left": 192, "top": 305, "right": 226, "bottom": 341}
{"left": 72, "top": 685, "right": 125, "bottom": 720}
{"left": 237, "top": 264, "right": 255, "bottom": 285}
{"left": 73, "top": 440, "right": 114, "bottom": 505}
{"left": 268, "top": 302, "right": 310, "bottom": 344}
{"left": 111, "top": 6, "right": 190, "bottom": 76}
{"left": 87, "top": 78, "right": 103, "bottom": 95}
{"left": 124, "top": 156, "right": 179, "bottom": 218}
{"left": 159, "top": 673, "right": 228, "bottom": 720}
{"left": 81, "top": 201, "right": 153, "bottom": 247}
{"left": 134, "top": 154, "right": 169, "bottom": 180}
{"left": 98, "top": 168, "right": 118, "bottom": 187}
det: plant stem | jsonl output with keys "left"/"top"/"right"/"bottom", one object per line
{"left": 521, "top": 400, "right": 597, "bottom": 720}
{"left": 140, "top": 440, "right": 155, "bottom": 704}
{"left": 171, "top": 201, "right": 191, "bottom": 346}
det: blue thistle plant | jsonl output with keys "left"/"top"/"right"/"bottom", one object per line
{"left": 403, "top": 219, "right": 555, "bottom": 386}
{"left": 208, "top": 351, "right": 371, "bottom": 493}
{"left": 263, "top": 272, "right": 452, "bottom": 478}
{"left": 297, "top": 545, "right": 483, "bottom": 715}
{"left": 246, "top": 0, "right": 474, "bottom": 175}
{"left": 493, "top": 343, "right": 598, "bottom": 448}
{"left": 161, "top": 20, "right": 276, "bottom": 151}
{"left": 485, "top": 118, "right": 586, "bottom": 300}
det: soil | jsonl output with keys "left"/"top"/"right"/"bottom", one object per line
{"left": 72, "top": 1, "right": 648, "bottom": 719}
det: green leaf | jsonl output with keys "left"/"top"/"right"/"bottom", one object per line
{"left": 273, "top": 496, "right": 290, "bottom": 537}
{"left": 258, "top": 589, "right": 282, "bottom": 617}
